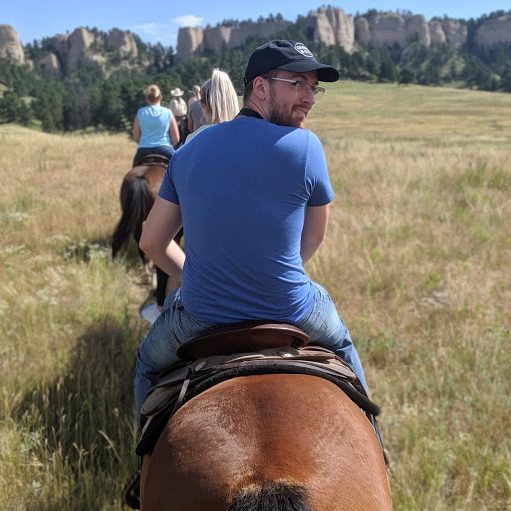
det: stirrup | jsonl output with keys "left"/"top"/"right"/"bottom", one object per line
{"left": 122, "top": 468, "right": 141, "bottom": 509}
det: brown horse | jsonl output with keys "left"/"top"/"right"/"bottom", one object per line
{"left": 111, "top": 155, "right": 173, "bottom": 305}
{"left": 140, "top": 373, "right": 392, "bottom": 511}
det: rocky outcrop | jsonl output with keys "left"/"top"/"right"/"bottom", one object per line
{"left": 406, "top": 15, "right": 430, "bottom": 46}
{"left": 0, "top": 24, "right": 25, "bottom": 63}
{"left": 429, "top": 21, "right": 447, "bottom": 45}
{"left": 355, "top": 17, "right": 371, "bottom": 46}
{"left": 355, "top": 13, "right": 462, "bottom": 48}
{"left": 1, "top": 9, "right": 509, "bottom": 69}
{"left": 441, "top": 20, "right": 467, "bottom": 48}
{"left": 202, "top": 25, "right": 233, "bottom": 52}
{"left": 177, "top": 8, "right": 470, "bottom": 60}
{"left": 37, "top": 52, "right": 60, "bottom": 76}
{"left": 42, "top": 28, "right": 96, "bottom": 70}
{"left": 66, "top": 28, "right": 96, "bottom": 69}
{"left": 177, "top": 8, "right": 356, "bottom": 57}
{"left": 36, "top": 27, "right": 137, "bottom": 72}
{"left": 306, "top": 6, "right": 355, "bottom": 53}
{"left": 177, "top": 27, "right": 204, "bottom": 61}
{"left": 353, "top": 13, "right": 468, "bottom": 49}
{"left": 176, "top": 19, "right": 291, "bottom": 61}
{"left": 366, "top": 13, "right": 408, "bottom": 47}
{"left": 475, "top": 15, "right": 511, "bottom": 46}
{"left": 106, "top": 28, "right": 138, "bottom": 57}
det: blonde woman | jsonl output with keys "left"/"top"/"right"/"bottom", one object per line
{"left": 132, "top": 84, "right": 179, "bottom": 166}
{"left": 140, "top": 70, "right": 239, "bottom": 326}
{"left": 185, "top": 68, "right": 239, "bottom": 144}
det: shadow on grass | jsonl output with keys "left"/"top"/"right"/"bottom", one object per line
{"left": 15, "top": 314, "right": 143, "bottom": 510}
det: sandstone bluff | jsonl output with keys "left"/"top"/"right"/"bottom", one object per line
{"left": 1, "top": 8, "right": 510, "bottom": 70}
{"left": 0, "top": 25, "right": 139, "bottom": 74}
{"left": 176, "top": 8, "right": 511, "bottom": 60}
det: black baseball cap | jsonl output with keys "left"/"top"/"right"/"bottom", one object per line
{"left": 244, "top": 40, "right": 340, "bottom": 85}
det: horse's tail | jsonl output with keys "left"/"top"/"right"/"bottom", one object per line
{"left": 111, "top": 175, "right": 153, "bottom": 259}
{"left": 227, "top": 481, "right": 312, "bottom": 511}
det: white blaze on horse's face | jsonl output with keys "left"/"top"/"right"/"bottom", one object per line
{"left": 267, "top": 70, "right": 318, "bottom": 128}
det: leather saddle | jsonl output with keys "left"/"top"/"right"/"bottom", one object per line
{"left": 176, "top": 320, "right": 310, "bottom": 360}
{"left": 136, "top": 321, "right": 379, "bottom": 456}
{"left": 135, "top": 153, "right": 170, "bottom": 168}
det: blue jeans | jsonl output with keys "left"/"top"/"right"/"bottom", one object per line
{"left": 295, "top": 283, "right": 368, "bottom": 391}
{"left": 134, "top": 283, "right": 368, "bottom": 417}
{"left": 135, "top": 289, "right": 208, "bottom": 416}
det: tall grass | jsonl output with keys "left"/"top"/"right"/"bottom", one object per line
{"left": 0, "top": 127, "right": 146, "bottom": 509}
{"left": 1, "top": 82, "right": 510, "bottom": 509}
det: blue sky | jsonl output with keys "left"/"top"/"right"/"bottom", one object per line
{"left": 3, "top": 1, "right": 509, "bottom": 48}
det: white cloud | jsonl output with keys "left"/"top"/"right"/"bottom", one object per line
{"left": 133, "top": 22, "right": 161, "bottom": 37}
{"left": 130, "top": 20, "right": 178, "bottom": 46}
{"left": 130, "top": 15, "right": 203, "bottom": 47}
{"left": 175, "top": 15, "right": 204, "bottom": 28}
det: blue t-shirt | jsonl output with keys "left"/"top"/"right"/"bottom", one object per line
{"left": 159, "top": 116, "right": 334, "bottom": 324}
{"left": 137, "top": 105, "right": 172, "bottom": 148}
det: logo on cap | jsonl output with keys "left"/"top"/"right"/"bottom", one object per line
{"left": 294, "top": 43, "right": 313, "bottom": 58}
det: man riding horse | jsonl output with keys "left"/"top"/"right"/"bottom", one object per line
{"left": 137, "top": 39, "right": 369, "bottom": 416}
{"left": 126, "top": 40, "right": 390, "bottom": 510}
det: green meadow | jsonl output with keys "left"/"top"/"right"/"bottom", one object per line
{"left": 0, "top": 81, "right": 510, "bottom": 510}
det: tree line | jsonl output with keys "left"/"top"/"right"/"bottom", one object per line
{"left": 1, "top": 11, "right": 510, "bottom": 133}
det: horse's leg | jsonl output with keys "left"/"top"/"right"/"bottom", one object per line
{"left": 111, "top": 181, "right": 131, "bottom": 259}
{"left": 141, "top": 374, "right": 392, "bottom": 511}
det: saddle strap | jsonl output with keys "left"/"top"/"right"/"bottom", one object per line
{"left": 172, "top": 368, "right": 193, "bottom": 415}
{"left": 136, "top": 361, "right": 379, "bottom": 456}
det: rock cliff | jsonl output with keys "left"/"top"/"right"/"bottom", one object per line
{"left": 176, "top": 27, "right": 204, "bottom": 61}
{"left": 305, "top": 6, "right": 355, "bottom": 53}
{"left": 106, "top": 28, "right": 138, "bottom": 57}
{"left": 1, "top": 9, "right": 510, "bottom": 69}
{"left": 0, "top": 26, "right": 140, "bottom": 75}
{"left": 475, "top": 15, "right": 511, "bottom": 46}
{"left": 175, "top": 8, "right": 511, "bottom": 60}
{"left": 354, "top": 13, "right": 467, "bottom": 49}
{"left": 429, "top": 21, "right": 447, "bottom": 45}
{"left": 37, "top": 52, "right": 60, "bottom": 76}
{"left": 441, "top": 20, "right": 467, "bottom": 48}
{"left": 0, "top": 24, "right": 25, "bottom": 63}
{"left": 177, "top": 19, "right": 292, "bottom": 61}
{"left": 42, "top": 27, "right": 139, "bottom": 71}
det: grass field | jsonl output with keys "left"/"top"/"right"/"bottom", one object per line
{"left": 1, "top": 81, "right": 510, "bottom": 510}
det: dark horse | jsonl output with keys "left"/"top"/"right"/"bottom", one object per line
{"left": 138, "top": 327, "right": 393, "bottom": 511}
{"left": 112, "top": 154, "right": 179, "bottom": 306}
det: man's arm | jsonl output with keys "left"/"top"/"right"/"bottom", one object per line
{"left": 139, "top": 197, "right": 185, "bottom": 281}
{"left": 301, "top": 204, "right": 330, "bottom": 263}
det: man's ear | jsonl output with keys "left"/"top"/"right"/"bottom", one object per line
{"left": 252, "top": 76, "right": 268, "bottom": 100}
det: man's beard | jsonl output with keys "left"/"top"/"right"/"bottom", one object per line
{"left": 269, "top": 108, "right": 298, "bottom": 127}
{"left": 267, "top": 92, "right": 304, "bottom": 128}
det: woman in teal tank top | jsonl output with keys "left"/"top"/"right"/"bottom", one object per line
{"left": 132, "top": 84, "right": 180, "bottom": 166}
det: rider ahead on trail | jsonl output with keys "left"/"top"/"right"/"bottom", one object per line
{"left": 132, "top": 84, "right": 179, "bottom": 166}
{"left": 135, "top": 40, "right": 370, "bottom": 418}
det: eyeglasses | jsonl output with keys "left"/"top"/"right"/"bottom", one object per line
{"left": 270, "top": 77, "right": 326, "bottom": 97}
